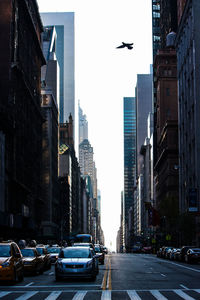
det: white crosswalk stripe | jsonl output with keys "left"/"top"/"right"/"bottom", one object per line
{"left": 127, "top": 290, "right": 142, "bottom": 300}
{"left": 174, "top": 289, "right": 196, "bottom": 300}
{"left": 0, "top": 292, "right": 11, "bottom": 298}
{"left": 72, "top": 291, "right": 87, "bottom": 300}
{"left": 101, "top": 290, "right": 112, "bottom": 300}
{"left": 0, "top": 289, "right": 199, "bottom": 299}
{"left": 150, "top": 290, "right": 168, "bottom": 300}
{"left": 44, "top": 291, "right": 62, "bottom": 300}
{"left": 15, "top": 291, "right": 38, "bottom": 300}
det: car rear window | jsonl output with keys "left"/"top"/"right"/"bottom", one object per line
{"left": 21, "top": 249, "right": 35, "bottom": 257}
{"left": 0, "top": 245, "right": 11, "bottom": 257}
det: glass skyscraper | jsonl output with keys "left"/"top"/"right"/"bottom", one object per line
{"left": 123, "top": 97, "right": 137, "bottom": 222}
{"left": 41, "top": 13, "right": 75, "bottom": 125}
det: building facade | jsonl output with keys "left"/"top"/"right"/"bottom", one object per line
{"left": 0, "top": 0, "right": 45, "bottom": 239}
{"left": 41, "top": 13, "right": 75, "bottom": 125}
{"left": 136, "top": 73, "right": 153, "bottom": 176}
{"left": 123, "top": 97, "right": 137, "bottom": 251}
{"left": 176, "top": 0, "right": 200, "bottom": 245}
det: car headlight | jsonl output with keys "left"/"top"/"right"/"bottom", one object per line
{"left": 1, "top": 262, "right": 10, "bottom": 268}
{"left": 86, "top": 260, "right": 93, "bottom": 268}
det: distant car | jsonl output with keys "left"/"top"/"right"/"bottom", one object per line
{"left": 132, "top": 245, "right": 141, "bottom": 253}
{"left": 174, "top": 248, "right": 181, "bottom": 261}
{"left": 21, "top": 248, "right": 44, "bottom": 275}
{"left": 36, "top": 246, "right": 51, "bottom": 270}
{"left": 141, "top": 246, "right": 152, "bottom": 254}
{"left": 103, "top": 246, "right": 108, "bottom": 254}
{"left": 94, "top": 244, "right": 105, "bottom": 264}
{"left": 47, "top": 247, "right": 61, "bottom": 263}
{"left": 185, "top": 248, "right": 200, "bottom": 264}
{"left": 55, "top": 246, "right": 98, "bottom": 281}
{"left": 165, "top": 247, "right": 173, "bottom": 259}
{"left": 0, "top": 241, "right": 24, "bottom": 282}
{"left": 162, "top": 247, "right": 173, "bottom": 259}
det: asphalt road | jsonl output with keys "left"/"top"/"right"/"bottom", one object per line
{"left": 0, "top": 254, "right": 200, "bottom": 299}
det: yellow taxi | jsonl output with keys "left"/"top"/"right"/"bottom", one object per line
{"left": 0, "top": 241, "right": 24, "bottom": 282}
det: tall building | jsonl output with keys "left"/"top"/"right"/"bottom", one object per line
{"left": 79, "top": 139, "right": 94, "bottom": 183}
{"left": 41, "top": 13, "right": 75, "bottom": 125}
{"left": 0, "top": 0, "right": 46, "bottom": 238}
{"left": 160, "top": 0, "right": 177, "bottom": 48}
{"left": 41, "top": 26, "right": 60, "bottom": 107}
{"left": 136, "top": 73, "right": 153, "bottom": 176}
{"left": 152, "top": 0, "right": 161, "bottom": 59}
{"left": 79, "top": 103, "right": 88, "bottom": 145}
{"left": 176, "top": 0, "right": 200, "bottom": 245}
{"left": 123, "top": 97, "right": 137, "bottom": 250}
{"left": 41, "top": 88, "right": 59, "bottom": 239}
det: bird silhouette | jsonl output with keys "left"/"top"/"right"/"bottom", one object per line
{"left": 116, "top": 42, "right": 134, "bottom": 50}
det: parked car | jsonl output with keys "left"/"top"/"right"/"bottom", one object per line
{"left": 170, "top": 248, "right": 180, "bottom": 260}
{"left": 185, "top": 248, "right": 200, "bottom": 264}
{"left": 36, "top": 245, "right": 51, "bottom": 270}
{"left": 162, "top": 247, "right": 173, "bottom": 258}
{"left": 21, "top": 248, "right": 44, "bottom": 275}
{"left": 55, "top": 246, "right": 98, "bottom": 281}
{"left": 94, "top": 244, "right": 105, "bottom": 264}
{"left": 141, "top": 246, "right": 152, "bottom": 254}
{"left": 103, "top": 246, "right": 108, "bottom": 254}
{"left": 157, "top": 247, "right": 163, "bottom": 258}
{"left": 165, "top": 247, "right": 173, "bottom": 259}
{"left": 178, "top": 246, "right": 195, "bottom": 262}
{"left": 174, "top": 248, "right": 181, "bottom": 261}
{"left": 46, "top": 247, "right": 61, "bottom": 263}
{"left": 0, "top": 241, "right": 24, "bottom": 282}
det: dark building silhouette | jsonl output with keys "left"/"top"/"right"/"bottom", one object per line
{"left": 0, "top": 0, "right": 45, "bottom": 239}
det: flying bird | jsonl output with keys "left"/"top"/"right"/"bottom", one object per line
{"left": 116, "top": 42, "right": 134, "bottom": 50}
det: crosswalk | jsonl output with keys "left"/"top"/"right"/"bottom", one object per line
{"left": 0, "top": 289, "right": 200, "bottom": 299}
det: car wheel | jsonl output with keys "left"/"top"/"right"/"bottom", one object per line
{"left": 18, "top": 270, "right": 24, "bottom": 282}
{"left": 91, "top": 274, "right": 96, "bottom": 281}
{"left": 13, "top": 269, "right": 18, "bottom": 283}
{"left": 39, "top": 268, "right": 44, "bottom": 275}
{"left": 101, "top": 260, "right": 104, "bottom": 265}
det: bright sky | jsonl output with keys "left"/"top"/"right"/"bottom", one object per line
{"left": 38, "top": 0, "right": 152, "bottom": 250}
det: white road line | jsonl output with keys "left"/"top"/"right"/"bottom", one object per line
{"left": 48, "top": 272, "right": 54, "bottom": 275}
{"left": 25, "top": 282, "right": 34, "bottom": 287}
{"left": 194, "top": 289, "right": 200, "bottom": 293}
{"left": 127, "top": 290, "right": 142, "bottom": 300}
{"left": 15, "top": 291, "right": 38, "bottom": 300}
{"left": 174, "top": 289, "right": 196, "bottom": 300}
{"left": 44, "top": 291, "right": 62, "bottom": 300}
{"left": 72, "top": 291, "right": 87, "bottom": 300}
{"left": 180, "top": 284, "right": 189, "bottom": 290}
{"left": 150, "top": 290, "right": 168, "bottom": 300}
{"left": 101, "top": 290, "right": 111, "bottom": 300}
{"left": 161, "top": 273, "right": 166, "bottom": 277}
{"left": 6, "top": 284, "right": 101, "bottom": 288}
{"left": 155, "top": 258, "right": 200, "bottom": 273}
{"left": 0, "top": 292, "right": 11, "bottom": 298}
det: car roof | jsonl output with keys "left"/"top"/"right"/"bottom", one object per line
{"left": 63, "top": 246, "right": 90, "bottom": 250}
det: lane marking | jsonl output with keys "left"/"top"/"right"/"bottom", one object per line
{"left": 0, "top": 292, "right": 11, "bottom": 298}
{"left": 127, "top": 290, "right": 142, "bottom": 300}
{"left": 25, "top": 282, "right": 34, "bottom": 287}
{"left": 45, "top": 291, "right": 62, "bottom": 300}
{"left": 180, "top": 284, "right": 189, "bottom": 290}
{"left": 101, "top": 261, "right": 108, "bottom": 290}
{"left": 194, "top": 289, "right": 200, "bottom": 293}
{"left": 161, "top": 273, "right": 166, "bottom": 277}
{"left": 49, "top": 272, "right": 54, "bottom": 275}
{"left": 15, "top": 291, "right": 38, "bottom": 300}
{"left": 72, "top": 291, "right": 87, "bottom": 300}
{"left": 101, "top": 290, "right": 111, "bottom": 300}
{"left": 174, "top": 289, "right": 196, "bottom": 300}
{"left": 155, "top": 258, "right": 200, "bottom": 273}
{"left": 150, "top": 290, "right": 168, "bottom": 300}
{"left": 107, "top": 257, "right": 112, "bottom": 290}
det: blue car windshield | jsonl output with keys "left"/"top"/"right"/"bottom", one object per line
{"left": 61, "top": 248, "right": 91, "bottom": 258}
{"left": 47, "top": 248, "right": 60, "bottom": 254}
{"left": 0, "top": 245, "right": 11, "bottom": 257}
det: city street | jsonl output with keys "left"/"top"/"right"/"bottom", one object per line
{"left": 0, "top": 254, "right": 200, "bottom": 299}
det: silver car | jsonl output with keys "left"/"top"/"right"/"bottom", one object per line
{"left": 55, "top": 247, "right": 98, "bottom": 281}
